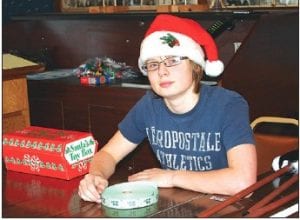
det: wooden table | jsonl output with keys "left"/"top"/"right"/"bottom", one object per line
{"left": 2, "top": 164, "right": 298, "bottom": 218}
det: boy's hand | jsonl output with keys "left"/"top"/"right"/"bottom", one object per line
{"left": 78, "top": 173, "right": 108, "bottom": 203}
{"left": 128, "top": 168, "right": 174, "bottom": 188}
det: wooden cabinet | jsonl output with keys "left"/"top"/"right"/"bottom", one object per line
{"left": 28, "top": 76, "right": 143, "bottom": 142}
{"left": 3, "top": 65, "right": 44, "bottom": 133}
{"left": 27, "top": 76, "right": 160, "bottom": 172}
{"left": 3, "top": 78, "right": 30, "bottom": 133}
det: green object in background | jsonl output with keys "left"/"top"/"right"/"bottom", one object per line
{"left": 101, "top": 181, "right": 159, "bottom": 210}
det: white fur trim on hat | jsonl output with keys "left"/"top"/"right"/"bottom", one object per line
{"left": 138, "top": 31, "right": 205, "bottom": 76}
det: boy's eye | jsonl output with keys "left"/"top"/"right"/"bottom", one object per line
{"left": 166, "top": 57, "right": 178, "bottom": 65}
{"left": 146, "top": 62, "right": 159, "bottom": 70}
{"left": 166, "top": 56, "right": 183, "bottom": 66}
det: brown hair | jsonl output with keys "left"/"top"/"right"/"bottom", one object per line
{"left": 192, "top": 62, "right": 204, "bottom": 94}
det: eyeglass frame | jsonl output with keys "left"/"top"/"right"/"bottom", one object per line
{"left": 141, "top": 56, "right": 189, "bottom": 72}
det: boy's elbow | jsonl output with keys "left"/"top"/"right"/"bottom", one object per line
{"left": 228, "top": 176, "right": 257, "bottom": 196}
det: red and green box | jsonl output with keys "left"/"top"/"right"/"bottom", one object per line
{"left": 3, "top": 126, "right": 98, "bottom": 180}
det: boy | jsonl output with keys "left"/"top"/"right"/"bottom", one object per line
{"left": 78, "top": 14, "right": 257, "bottom": 203}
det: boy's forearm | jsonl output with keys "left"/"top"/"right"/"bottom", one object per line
{"left": 89, "top": 150, "right": 117, "bottom": 179}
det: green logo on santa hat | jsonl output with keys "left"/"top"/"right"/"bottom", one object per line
{"left": 160, "top": 33, "right": 180, "bottom": 48}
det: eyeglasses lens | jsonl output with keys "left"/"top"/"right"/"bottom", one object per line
{"left": 143, "top": 56, "right": 186, "bottom": 72}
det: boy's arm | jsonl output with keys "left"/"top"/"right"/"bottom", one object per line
{"left": 172, "top": 143, "right": 257, "bottom": 195}
{"left": 78, "top": 130, "right": 138, "bottom": 203}
{"left": 129, "top": 143, "right": 257, "bottom": 196}
{"left": 89, "top": 130, "right": 138, "bottom": 179}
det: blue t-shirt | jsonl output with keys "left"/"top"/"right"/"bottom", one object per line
{"left": 118, "top": 84, "right": 254, "bottom": 171}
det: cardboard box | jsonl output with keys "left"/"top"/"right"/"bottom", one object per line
{"left": 3, "top": 126, "right": 98, "bottom": 180}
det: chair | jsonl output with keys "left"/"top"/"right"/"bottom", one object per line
{"left": 196, "top": 117, "right": 299, "bottom": 218}
{"left": 251, "top": 116, "right": 298, "bottom": 176}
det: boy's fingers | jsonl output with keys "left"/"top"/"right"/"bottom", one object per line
{"left": 78, "top": 184, "right": 101, "bottom": 203}
{"left": 94, "top": 176, "right": 108, "bottom": 193}
{"left": 78, "top": 175, "right": 103, "bottom": 203}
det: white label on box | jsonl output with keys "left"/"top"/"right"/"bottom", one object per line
{"left": 64, "top": 136, "right": 96, "bottom": 165}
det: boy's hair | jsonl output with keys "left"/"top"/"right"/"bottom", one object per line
{"left": 192, "top": 61, "right": 203, "bottom": 94}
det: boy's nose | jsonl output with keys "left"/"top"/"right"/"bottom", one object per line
{"left": 157, "top": 62, "right": 169, "bottom": 77}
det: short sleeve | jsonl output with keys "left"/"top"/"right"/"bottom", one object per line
{"left": 221, "top": 95, "right": 255, "bottom": 151}
{"left": 118, "top": 94, "right": 149, "bottom": 144}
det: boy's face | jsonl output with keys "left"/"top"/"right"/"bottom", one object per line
{"left": 146, "top": 56, "right": 195, "bottom": 99}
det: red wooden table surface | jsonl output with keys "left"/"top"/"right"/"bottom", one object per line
{"left": 2, "top": 164, "right": 298, "bottom": 218}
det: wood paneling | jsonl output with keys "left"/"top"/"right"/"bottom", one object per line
{"left": 29, "top": 98, "right": 64, "bottom": 129}
{"left": 2, "top": 14, "right": 257, "bottom": 70}
{"left": 3, "top": 78, "right": 29, "bottom": 114}
{"left": 3, "top": 112, "right": 27, "bottom": 133}
{"left": 222, "top": 12, "right": 299, "bottom": 121}
{"left": 3, "top": 78, "right": 30, "bottom": 133}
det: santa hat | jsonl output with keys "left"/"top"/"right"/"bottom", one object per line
{"left": 138, "top": 14, "right": 224, "bottom": 77}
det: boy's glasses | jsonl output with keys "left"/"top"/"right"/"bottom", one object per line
{"left": 142, "top": 56, "right": 188, "bottom": 72}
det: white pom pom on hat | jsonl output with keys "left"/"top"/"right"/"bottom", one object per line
{"left": 138, "top": 14, "right": 224, "bottom": 77}
{"left": 205, "top": 60, "right": 224, "bottom": 77}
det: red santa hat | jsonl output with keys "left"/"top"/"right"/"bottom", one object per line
{"left": 138, "top": 14, "right": 224, "bottom": 77}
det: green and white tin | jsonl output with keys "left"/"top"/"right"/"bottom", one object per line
{"left": 101, "top": 181, "right": 159, "bottom": 209}
{"left": 102, "top": 203, "right": 158, "bottom": 217}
